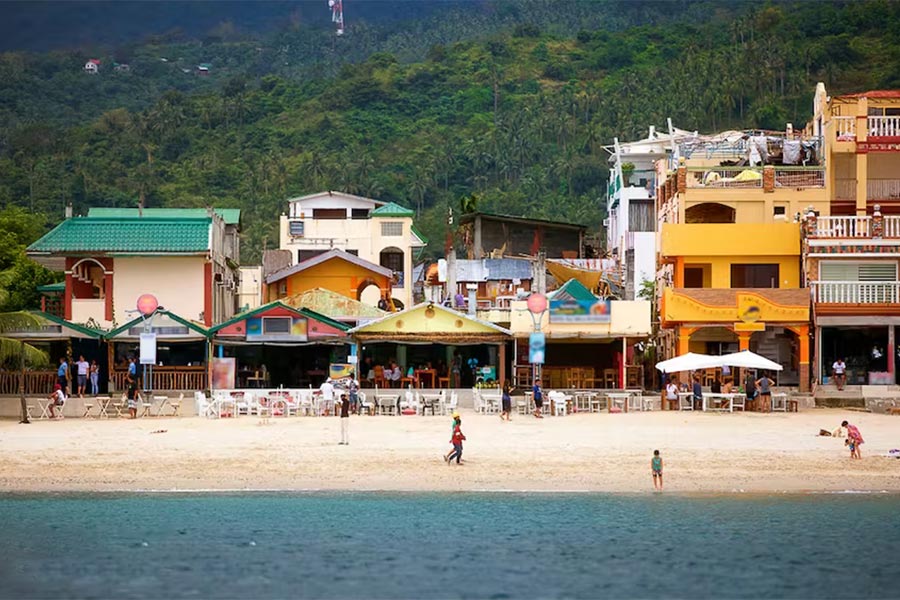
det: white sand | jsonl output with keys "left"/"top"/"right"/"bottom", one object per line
{"left": 1, "top": 409, "right": 898, "bottom": 493}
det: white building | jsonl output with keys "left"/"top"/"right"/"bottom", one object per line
{"left": 83, "top": 59, "right": 100, "bottom": 74}
{"left": 278, "top": 191, "right": 427, "bottom": 309}
{"left": 605, "top": 125, "right": 696, "bottom": 299}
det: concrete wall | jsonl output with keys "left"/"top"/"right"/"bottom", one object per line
{"left": 113, "top": 257, "right": 206, "bottom": 325}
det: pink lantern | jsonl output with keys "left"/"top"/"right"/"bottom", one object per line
{"left": 136, "top": 294, "right": 159, "bottom": 316}
{"left": 526, "top": 293, "right": 548, "bottom": 315}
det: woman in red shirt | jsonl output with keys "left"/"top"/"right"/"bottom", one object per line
{"left": 446, "top": 417, "right": 466, "bottom": 465}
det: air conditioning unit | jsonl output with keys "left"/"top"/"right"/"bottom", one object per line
{"left": 602, "top": 218, "right": 610, "bottom": 227}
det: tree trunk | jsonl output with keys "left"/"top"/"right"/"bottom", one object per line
{"left": 19, "top": 341, "right": 29, "bottom": 424}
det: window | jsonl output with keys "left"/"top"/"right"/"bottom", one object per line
{"left": 262, "top": 317, "right": 291, "bottom": 334}
{"left": 289, "top": 221, "right": 304, "bottom": 237}
{"left": 346, "top": 249, "right": 359, "bottom": 256}
{"left": 278, "top": 282, "right": 287, "bottom": 297}
{"left": 312, "top": 208, "right": 346, "bottom": 220}
{"left": 380, "top": 248, "right": 404, "bottom": 286}
{"left": 351, "top": 209, "right": 370, "bottom": 219}
{"left": 684, "top": 267, "right": 705, "bottom": 288}
{"left": 820, "top": 262, "right": 897, "bottom": 281}
{"left": 773, "top": 206, "right": 786, "bottom": 216}
{"left": 298, "top": 249, "right": 327, "bottom": 263}
{"left": 731, "top": 264, "right": 779, "bottom": 288}
{"left": 381, "top": 222, "right": 403, "bottom": 236}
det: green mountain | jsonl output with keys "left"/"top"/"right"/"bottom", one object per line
{"left": 1, "top": 0, "right": 899, "bottom": 289}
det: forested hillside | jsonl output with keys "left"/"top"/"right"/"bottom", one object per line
{"left": 1, "top": 0, "right": 899, "bottom": 312}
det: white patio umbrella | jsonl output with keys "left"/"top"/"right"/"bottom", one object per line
{"left": 716, "top": 350, "right": 783, "bottom": 371}
{"left": 655, "top": 352, "right": 723, "bottom": 374}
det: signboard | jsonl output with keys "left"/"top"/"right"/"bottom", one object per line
{"left": 212, "top": 357, "right": 236, "bottom": 390}
{"left": 246, "top": 316, "right": 308, "bottom": 342}
{"left": 529, "top": 332, "right": 545, "bottom": 364}
{"left": 329, "top": 363, "right": 355, "bottom": 381}
{"left": 139, "top": 332, "right": 157, "bottom": 365}
{"left": 549, "top": 298, "right": 611, "bottom": 323}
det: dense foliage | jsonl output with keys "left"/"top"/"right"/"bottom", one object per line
{"left": 1, "top": 0, "right": 899, "bottom": 295}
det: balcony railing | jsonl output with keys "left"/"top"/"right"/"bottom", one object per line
{"left": 833, "top": 116, "right": 855, "bottom": 140}
{"left": 813, "top": 281, "right": 900, "bottom": 304}
{"left": 811, "top": 215, "right": 870, "bottom": 238}
{"left": 686, "top": 167, "right": 762, "bottom": 189}
{"left": 868, "top": 116, "right": 900, "bottom": 138}
{"left": 774, "top": 167, "right": 824, "bottom": 188}
{"left": 868, "top": 179, "right": 900, "bottom": 201}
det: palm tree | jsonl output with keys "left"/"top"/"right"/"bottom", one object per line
{"left": 0, "top": 311, "right": 49, "bottom": 424}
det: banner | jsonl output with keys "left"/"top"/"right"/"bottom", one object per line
{"left": 212, "top": 357, "right": 236, "bottom": 390}
{"left": 549, "top": 298, "right": 611, "bottom": 323}
{"left": 329, "top": 363, "right": 355, "bottom": 381}
{"left": 529, "top": 332, "right": 545, "bottom": 365}
{"left": 139, "top": 332, "right": 157, "bottom": 365}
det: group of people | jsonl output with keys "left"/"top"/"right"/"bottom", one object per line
{"left": 56, "top": 355, "right": 101, "bottom": 398}
{"left": 663, "top": 371, "right": 776, "bottom": 411}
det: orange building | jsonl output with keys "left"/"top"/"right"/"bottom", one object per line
{"left": 264, "top": 249, "right": 393, "bottom": 307}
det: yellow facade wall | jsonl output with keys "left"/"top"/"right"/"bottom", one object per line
{"left": 680, "top": 188, "right": 828, "bottom": 222}
{"left": 268, "top": 258, "right": 390, "bottom": 301}
{"left": 682, "top": 255, "right": 799, "bottom": 288}
{"left": 661, "top": 223, "right": 800, "bottom": 257}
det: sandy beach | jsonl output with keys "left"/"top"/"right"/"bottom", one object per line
{"left": 1, "top": 409, "right": 898, "bottom": 493}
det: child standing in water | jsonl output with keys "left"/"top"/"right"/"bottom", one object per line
{"left": 651, "top": 450, "right": 664, "bottom": 491}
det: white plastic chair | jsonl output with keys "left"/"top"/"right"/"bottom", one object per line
{"left": 679, "top": 393, "right": 694, "bottom": 411}
{"left": 195, "top": 391, "right": 216, "bottom": 418}
{"left": 731, "top": 394, "right": 746, "bottom": 412}
{"left": 472, "top": 389, "right": 484, "bottom": 414}
{"left": 443, "top": 392, "right": 458, "bottom": 416}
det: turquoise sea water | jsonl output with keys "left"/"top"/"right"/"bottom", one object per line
{"left": 1, "top": 492, "right": 898, "bottom": 599}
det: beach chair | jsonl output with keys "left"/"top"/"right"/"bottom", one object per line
{"left": 82, "top": 399, "right": 94, "bottom": 418}
{"left": 627, "top": 391, "right": 643, "bottom": 412}
{"left": 234, "top": 391, "right": 253, "bottom": 417}
{"left": 442, "top": 392, "right": 458, "bottom": 416}
{"left": 472, "top": 389, "right": 484, "bottom": 414}
{"left": 549, "top": 391, "right": 568, "bottom": 416}
{"left": 168, "top": 393, "right": 183, "bottom": 417}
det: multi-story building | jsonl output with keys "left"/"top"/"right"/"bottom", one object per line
{"left": 605, "top": 126, "right": 697, "bottom": 299}
{"left": 804, "top": 84, "right": 900, "bottom": 386}
{"left": 27, "top": 208, "right": 241, "bottom": 328}
{"left": 656, "top": 127, "right": 829, "bottom": 390}
{"left": 278, "top": 191, "right": 427, "bottom": 309}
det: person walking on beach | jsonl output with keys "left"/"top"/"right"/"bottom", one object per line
{"left": 126, "top": 375, "right": 140, "bottom": 419}
{"left": 533, "top": 379, "right": 544, "bottom": 418}
{"left": 651, "top": 450, "right": 663, "bottom": 491}
{"left": 339, "top": 389, "right": 350, "bottom": 445}
{"left": 89, "top": 359, "right": 100, "bottom": 396}
{"left": 443, "top": 411, "right": 460, "bottom": 462}
{"left": 75, "top": 355, "right": 89, "bottom": 398}
{"left": 842, "top": 420, "right": 864, "bottom": 459}
{"left": 832, "top": 358, "right": 847, "bottom": 391}
{"left": 755, "top": 372, "right": 774, "bottom": 412}
{"left": 500, "top": 380, "right": 512, "bottom": 421}
{"left": 447, "top": 416, "right": 466, "bottom": 465}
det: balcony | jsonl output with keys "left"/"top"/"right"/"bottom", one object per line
{"left": 813, "top": 281, "right": 900, "bottom": 305}
{"left": 809, "top": 215, "right": 900, "bottom": 239}
{"left": 686, "top": 167, "right": 762, "bottom": 189}
{"left": 868, "top": 116, "right": 900, "bottom": 138}
{"left": 70, "top": 299, "right": 106, "bottom": 325}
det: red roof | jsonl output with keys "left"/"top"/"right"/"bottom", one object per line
{"left": 88, "top": 59, "right": 101, "bottom": 65}
{"left": 836, "top": 90, "right": 900, "bottom": 99}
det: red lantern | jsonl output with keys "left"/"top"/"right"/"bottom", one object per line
{"left": 136, "top": 294, "right": 159, "bottom": 316}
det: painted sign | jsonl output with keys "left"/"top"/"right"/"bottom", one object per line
{"left": 212, "top": 357, "right": 236, "bottom": 390}
{"left": 246, "top": 316, "right": 308, "bottom": 341}
{"left": 549, "top": 298, "right": 611, "bottom": 323}
{"left": 139, "top": 332, "right": 157, "bottom": 365}
{"left": 329, "top": 363, "right": 355, "bottom": 380}
{"left": 529, "top": 332, "right": 545, "bottom": 364}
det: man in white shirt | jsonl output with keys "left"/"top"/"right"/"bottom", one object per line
{"left": 389, "top": 363, "right": 402, "bottom": 388}
{"left": 75, "top": 355, "right": 90, "bottom": 398}
{"left": 319, "top": 378, "right": 335, "bottom": 415}
{"left": 47, "top": 384, "right": 66, "bottom": 419}
{"left": 832, "top": 358, "right": 846, "bottom": 391}
{"left": 665, "top": 377, "right": 679, "bottom": 411}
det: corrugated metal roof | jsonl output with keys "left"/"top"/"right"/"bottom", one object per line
{"left": 455, "top": 259, "right": 533, "bottom": 282}
{"left": 88, "top": 207, "right": 241, "bottom": 225}
{"left": 27, "top": 217, "right": 210, "bottom": 254}
{"left": 282, "top": 288, "right": 386, "bottom": 321}
{"left": 371, "top": 202, "right": 415, "bottom": 217}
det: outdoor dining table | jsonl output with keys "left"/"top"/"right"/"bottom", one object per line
{"left": 771, "top": 392, "right": 788, "bottom": 412}
{"left": 701, "top": 392, "right": 744, "bottom": 413}
{"left": 606, "top": 392, "right": 631, "bottom": 413}
{"left": 36, "top": 397, "right": 56, "bottom": 419}
{"left": 481, "top": 393, "right": 501, "bottom": 413}
{"left": 376, "top": 394, "right": 399, "bottom": 415}
{"left": 93, "top": 396, "right": 112, "bottom": 418}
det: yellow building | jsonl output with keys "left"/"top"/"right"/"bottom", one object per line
{"left": 804, "top": 84, "right": 900, "bottom": 385}
{"left": 264, "top": 249, "right": 393, "bottom": 306}
{"left": 656, "top": 137, "right": 829, "bottom": 390}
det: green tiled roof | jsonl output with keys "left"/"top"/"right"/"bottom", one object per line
{"left": 371, "top": 202, "right": 415, "bottom": 217}
{"left": 410, "top": 224, "right": 429, "bottom": 244}
{"left": 552, "top": 279, "right": 597, "bottom": 302}
{"left": 27, "top": 217, "right": 211, "bottom": 254}
{"left": 88, "top": 207, "right": 241, "bottom": 225}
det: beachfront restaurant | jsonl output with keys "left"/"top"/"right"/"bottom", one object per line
{"left": 104, "top": 309, "right": 210, "bottom": 392}
{"left": 347, "top": 303, "right": 512, "bottom": 389}
{"left": 508, "top": 280, "right": 652, "bottom": 389}
{"left": 209, "top": 301, "right": 351, "bottom": 389}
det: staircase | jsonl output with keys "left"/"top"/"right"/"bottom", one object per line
{"left": 752, "top": 328, "right": 798, "bottom": 386}
{"left": 814, "top": 384, "right": 866, "bottom": 409}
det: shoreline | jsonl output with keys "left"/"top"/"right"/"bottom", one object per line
{"left": 2, "top": 409, "right": 898, "bottom": 494}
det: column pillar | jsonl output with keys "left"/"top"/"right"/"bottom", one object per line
{"left": 64, "top": 270, "right": 73, "bottom": 320}
{"left": 790, "top": 325, "right": 810, "bottom": 393}
{"left": 673, "top": 257, "right": 685, "bottom": 288}
{"left": 888, "top": 325, "right": 895, "bottom": 383}
{"left": 856, "top": 96, "right": 868, "bottom": 215}
{"left": 738, "top": 332, "right": 752, "bottom": 351}
{"left": 104, "top": 272, "right": 114, "bottom": 322}
{"left": 677, "top": 327, "right": 695, "bottom": 356}
{"left": 498, "top": 342, "right": 507, "bottom": 387}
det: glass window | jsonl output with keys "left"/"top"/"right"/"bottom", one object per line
{"left": 262, "top": 317, "right": 291, "bottom": 334}
{"left": 351, "top": 209, "right": 370, "bottom": 219}
{"left": 381, "top": 222, "right": 403, "bottom": 236}
{"left": 731, "top": 264, "right": 779, "bottom": 288}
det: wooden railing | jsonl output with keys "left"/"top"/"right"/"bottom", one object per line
{"left": 112, "top": 367, "right": 207, "bottom": 391}
{"left": 834, "top": 179, "right": 856, "bottom": 201}
{"left": 0, "top": 370, "right": 57, "bottom": 395}
{"left": 868, "top": 116, "right": 900, "bottom": 138}
{"left": 813, "top": 281, "right": 900, "bottom": 304}
{"left": 868, "top": 179, "right": 900, "bottom": 201}
{"left": 833, "top": 116, "right": 855, "bottom": 139}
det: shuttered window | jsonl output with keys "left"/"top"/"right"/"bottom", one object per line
{"left": 819, "top": 262, "right": 898, "bottom": 281}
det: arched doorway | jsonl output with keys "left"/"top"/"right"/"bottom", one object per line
{"left": 357, "top": 278, "right": 383, "bottom": 308}
{"left": 685, "top": 203, "right": 735, "bottom": 224}
{"left": 379, "top": 247, "right": 405, "bottom": 287}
